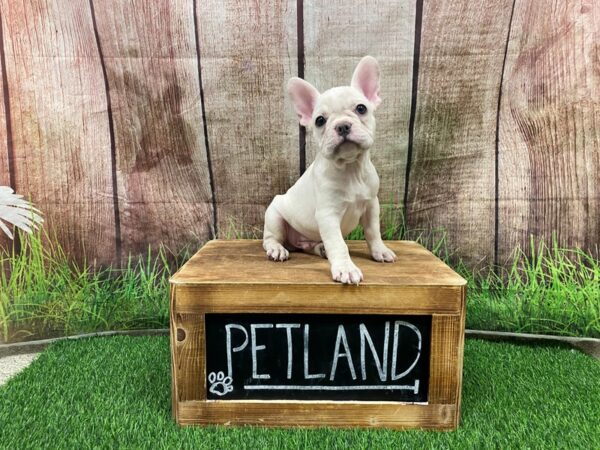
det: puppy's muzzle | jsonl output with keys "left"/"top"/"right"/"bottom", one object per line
{"left": 335, "top": 122, "right": 352, "bottom": 137}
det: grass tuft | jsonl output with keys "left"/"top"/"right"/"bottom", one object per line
{"left": 1, "top": 222, "right": 599, "bottom": 341}
{"left": 464, "top": 237, "right": 600, "bottom": 337}
{"left": 218, "top": 216, "right": 262, "bottom": 240}
{"left": 0, "top": 229, "right": 172, "bottom": 342}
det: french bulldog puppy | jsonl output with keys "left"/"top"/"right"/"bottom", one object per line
{"left": 263, "top": 56, "right": 396, "bottom": 284}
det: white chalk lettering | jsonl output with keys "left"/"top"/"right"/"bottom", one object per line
{"left": 276, "top": 323, "right": 301, "bottom": 379}
{"left": 360, "top": 322, "right": 389, "bottom": 381}
{"left": 330, "top": 325, "right": 357, "bottom": 381}
{"left": 225, "top": 324, "right": 248, "bottom": 378}
{"left": 251, "top": 324, "right": 273, "bottom": 379}
{"left": 391, "top": 321, "right": 422, "bottom": 381}
{"left": 303, "top": 324, "right": 326, "bottom": 379}
{"left": 222, "top": 319, "right": 424, "bottom": 392}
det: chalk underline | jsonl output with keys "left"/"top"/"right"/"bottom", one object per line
{"left": 243, "top": 380, "right": 419, "bottom": 393}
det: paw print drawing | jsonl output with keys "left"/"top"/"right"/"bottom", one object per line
{"left": 208, "top": 371, "right": 233, "bottom": 396}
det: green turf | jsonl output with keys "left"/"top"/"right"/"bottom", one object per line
{"left": 0, "top": 336, "right": 598, "bottom": 449}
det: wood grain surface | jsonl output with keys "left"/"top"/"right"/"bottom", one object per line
{"left": 92, "top": 0, "right": 214, "bottom": 260}
{"left": 303, "top": 0, "right": 415, "bottom": 215}
{"left": 0, "top": 1, "right": 598, "bottom": 270}
{"left": 0, "top": 0, "right": 117, "bottom": 264}
{"left": 429, "top": 314, "right": 461, "bottom": 405}
{"left": 170, "top": 287, "right": 178, "bottom": 421}
{"left": 171, "top": 240, "right": 466, "bottom": 287}
{"left": 177, "top": 401, "right": 456, "bottom": 429}
{"left": 498, "top": 0, "right": 600, "bottom": 263}
{"left": 0, "top": 24, "right": 8, "bottom": 190}
{"left": 175, "top": 284, "right": 463, "bottom": 315}
{"left": 172, "top": 311, "right": 205, "bottom": 402}
{"left": 196, "top": 0, "right": 298, "bottom": 237}
{"left": 0, "top": 27, "right": 11, "bottom": 250}
{"left": 406, "top": 0, "right": 515, "bottom": 268}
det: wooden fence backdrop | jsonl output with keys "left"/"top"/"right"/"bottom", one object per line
{"left": 0, "top": 0, "right": 598, "bottom": 269}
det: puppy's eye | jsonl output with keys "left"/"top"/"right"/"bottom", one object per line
{"left": 315, "top": 116, "right": 326, "bottom": 127}
{"left": 356, "top": 104, "right": 367, "bottom": 115}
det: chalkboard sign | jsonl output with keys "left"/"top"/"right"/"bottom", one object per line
{"left": 205, "top": 313, "right": 431, "bottom": 402}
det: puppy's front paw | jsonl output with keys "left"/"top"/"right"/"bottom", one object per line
{"left": 331, "top": 260, "right": 364, "bottom": 285}
{"left": 371, "top": 245, "right": 397, "bottom": 263}
{"left": 265, "top": 242, "right": 289, "bottom": 262}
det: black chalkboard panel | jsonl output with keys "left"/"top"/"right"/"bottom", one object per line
{"left": 205, "top": 314, "right": 431, "bottom": 402}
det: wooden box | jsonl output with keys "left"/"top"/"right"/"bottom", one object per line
{"left": 170, "top": 240, "right": 466, "bottom": 429}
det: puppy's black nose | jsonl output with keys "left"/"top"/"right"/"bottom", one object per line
{"left": 336, "top": 122, "right": 352, "bottom": 137}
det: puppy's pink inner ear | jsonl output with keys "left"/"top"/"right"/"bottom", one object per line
{"left": 352, "top": 58, "right": 381, "bottom": 108}
{"left": 288, "top": 79, "right": 319, "bottom": 126}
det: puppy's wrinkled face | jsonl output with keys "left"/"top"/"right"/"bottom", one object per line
{"left": 287, "top": 56, "right": 382, "bottom": 163}
{"left": 312, "top": 86, "right": 376, "bottom": 161}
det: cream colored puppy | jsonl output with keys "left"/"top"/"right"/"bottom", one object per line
{"left": 263, "top": 56, "right": 396, "bottom": 284}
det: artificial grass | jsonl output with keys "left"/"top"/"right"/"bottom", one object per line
{"left": 0, "top": 336, "right": 598, "bottom": 449}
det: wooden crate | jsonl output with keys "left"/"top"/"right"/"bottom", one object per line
{"left": 170, "top": 240, "right": 466, "bottom": 429}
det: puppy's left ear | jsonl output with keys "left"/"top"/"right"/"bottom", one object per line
{"left": 351, "top": 56, "right": 381, "bottom": 108}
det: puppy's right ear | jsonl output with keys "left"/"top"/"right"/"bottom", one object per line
{"left": 287, "top": 77, "right": 319, "bottom": 127}
{"left": 351, "top": 56, "right": 381, "bottom": 108}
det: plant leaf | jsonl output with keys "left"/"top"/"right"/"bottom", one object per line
{"left": 0, "top": 186, "right": 43, "bottom": 239}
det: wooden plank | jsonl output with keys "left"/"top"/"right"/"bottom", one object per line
{"left": 0, "top": 27, "right": 8, "bottom": 188}
{"left": 170, "top": 287, "right": 178, "bottom": 421}
{"left": 92, "top": 0, "right": 214, "bottom": 260}
{"left": 172, "top": 312, "right": 205, "bottom": 402}
{"left": 303, "top": 0, "right": 415, "bottom": 215}
{"left": 171, "top": 240, "right": 465, "bottom": 314}
{"left": 178, "top": 401, "right": 456, "bottom": 429}
{"left": 455, "top": 285, "right": 467, "bottom": 427}
{"left": 169, "top": 288, "right": 204, "bottom": 420}
{"left": 407, "top": 0, "right": 514, "bottom": 268}
{"left": 0, "top": 24, "right": 11, "bottom": 251}
{"left": 0, "top": 0, "right": 116, "bottom": 264}
{"left": 498, "top": 0, "right": 600, "bottom": 263}
{"left": 171, "top": 240, "right": 467, "bottom": 287}
{"left": 175, "top": 284, "right": 463, "bottom": 315}
{"left": 197, "top": 0, "right": 298, "bottom": 237}
{"left": 428, "top": 314, "right": 461, "bottom": 405}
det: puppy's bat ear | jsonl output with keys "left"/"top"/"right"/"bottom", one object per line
{"left": 351, "top": 56, "right": 381, "bottom": 108}
{"left": 287, "top": 77, "right": 320, "bottom": 127}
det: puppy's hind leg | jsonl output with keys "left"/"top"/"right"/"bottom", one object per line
{"left": 304, "top": 242, "right": 327, "bottom": 259}
{"left": 263, "top": 198, "right": 290, "bottom": 262}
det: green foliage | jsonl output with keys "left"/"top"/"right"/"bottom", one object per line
{"left": 0, "top": 229, "right": 173, "bottom": 342}
{"left": 0, "top": 336, "right": 598, "bottom": 448}
{"left": 349, "top": 219, "right": 600, "bottom": 338}
{"left": 218, "top": 217, "right": 262, "bottom": 240}
{"left": 464, "top": 237, "right": 600, "bottom": 337}
{"left": 1, "top": 221, "right": 599, "bottom": 341}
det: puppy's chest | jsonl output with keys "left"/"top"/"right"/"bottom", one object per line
{"left": 340, "top": 181, "right": 374, "bottom": 233}
{"left": 343, "top": 178, "right": 377, "bottom": 203}
{"left": 340, "top": 197, "right": 369, "bottom": 236}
